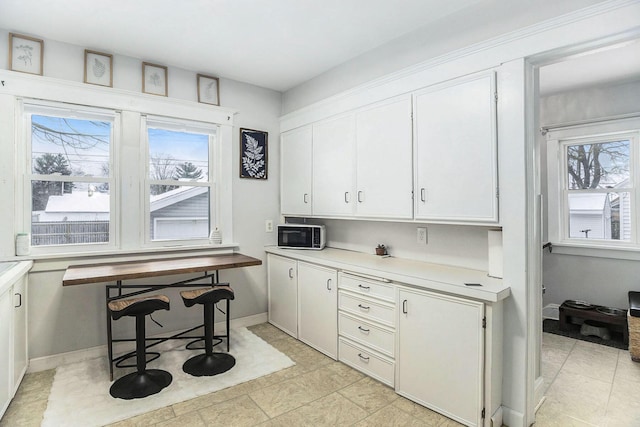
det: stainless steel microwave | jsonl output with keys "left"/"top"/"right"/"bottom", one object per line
{"left": 277, "top": 224, "right": 326, "bottom": 250}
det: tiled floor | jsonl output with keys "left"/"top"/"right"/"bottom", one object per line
{"left": 537, "top": 332, "right": 640, "bottom": 426}
{"left": 1, "top": 323, "right": 462, "bottom": 427}
{"left": 1, "top": 324, "right": 638, "bottom": 426}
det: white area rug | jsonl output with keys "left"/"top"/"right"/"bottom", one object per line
{"left": 42, "top": 327, "right": 294, "bottom": 427}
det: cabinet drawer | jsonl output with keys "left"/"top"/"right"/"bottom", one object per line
{"left": 339, "top": 273, "right": 394, "bottom": 302}
{"left": 339, "top": 291, "right": 395, "bottom": 327}
{"left": 339, "top": 337, "right": 394, "bottom": 387}
{"left": 339, "top": 312, "right": 394, "bottom": 357}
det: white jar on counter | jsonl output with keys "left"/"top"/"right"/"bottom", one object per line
{"left": 16, "top": 233, "right": 31, "bottom": 256}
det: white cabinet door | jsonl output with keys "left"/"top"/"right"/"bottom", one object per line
{"left": 13, "top": 276, "right": 27, "bottom": 390}
{"left": 281, "top": 125, "right": 313, "bottom": 215}
{"left": 312, "top": 115, "right": 356, "bottom": 216}
{"left": 267, "top": 254, "right": 298, "bottom": 338}
{"left": 0, "top": 287, "right": 12, "bottom": 418}
{"left": 298, "top": 262, "right": 338, "bottom": 358}
{"left": 355, "top": 96, "right": 413, "bottom": 218}
{"left": 397, "top": 287, "right": 485, "bottom": 427}
{"left": 414, "top": 72, "right": 498, "bottom": 222}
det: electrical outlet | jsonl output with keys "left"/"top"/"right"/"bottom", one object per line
{"left": 417, "top": 227, "right": 427, "bottom": 245}
{"left": 265, "top": 220, "right": 274, "bottom": 233}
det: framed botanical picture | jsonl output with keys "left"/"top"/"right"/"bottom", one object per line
{"left": 197, "top": 74, "right": 220, "bottom": 106}
{"left": 240, "top": 128, "right": 268, "bottom": 179}
{"left": 142, "top": 62, "right": 167, "bottom": 96}
{"left": 84, "top": 50, "right": 113, "bottom": 87}
{"left": 9, "top": 33, "right": 43, "bottom": 75}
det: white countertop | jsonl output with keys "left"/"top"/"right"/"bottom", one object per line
{"left": 265, "top": 246, "right": 510, "bottom": 303}
{"left": 0, "top": 260, "right": 33, "bottom": 295}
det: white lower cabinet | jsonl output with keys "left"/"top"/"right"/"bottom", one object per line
{"left": 297, "top": 262, "right": 337, "bottom": 359}
{"left": 267, "top": 254, "right": 298, "bottom": 338}
{"left": 397, "top": 286, "right": 485, "bottom": 427}
{"left": 0, "top": 262, "right": 30, "bottom": 420}
{"left": 337, "top": 272, "right": 396, "bottom": 386}
{"left": 267, "top": 254, "right": 338, "bottom": 359}
{"left": 0, "top": 285, "right": 12, "bottom": 418}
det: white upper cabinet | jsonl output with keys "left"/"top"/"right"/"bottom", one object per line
{"left": 312, "top": 115, "right": 356, "bottom": 216}
{"left": 355, "top": 96, "right": 413, "bottom": 219}
{"left": 281, "top": 125, "right": 313, "bottom": 215}
{"left": 413, "top": 72, "right": 498, "bottom": 223}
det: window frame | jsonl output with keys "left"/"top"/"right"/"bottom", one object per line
{"left": 546, "top": 117, "right": 640, "bottom": 250}
{"left": 21, "top": 100, "right": 120, "bottom": 255}
{"left": 142, "top": 115, "right": 220, "bottom": 247}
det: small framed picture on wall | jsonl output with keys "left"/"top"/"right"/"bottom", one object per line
{"left": 197, "top": 74, "right": 220, "bottom": 106}
{"left": 142, "top": 62, "right": 168, "bottom": 96}
{"left": 84, "top": 50, "right": 113, "bottom": 87}
{"left": 240, "top": 128, "right": 268, "bottom": 179}
{"left": 9, "top": 33, "right": 43, "bottom": 75}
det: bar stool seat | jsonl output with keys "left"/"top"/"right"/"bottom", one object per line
{"left": 181, "top": 285, "right": 235, "bottom": 376}
{"left": 108, "top": 294, "right": 172, "bottom": 399}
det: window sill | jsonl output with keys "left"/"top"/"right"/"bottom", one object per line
{"left": 7, "top": 243, "right": 240, "bottom": 273}
{"left": 547, "top": 243, "right": 640, "bottom": 261}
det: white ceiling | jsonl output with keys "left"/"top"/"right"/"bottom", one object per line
{"left": 1, "top": 0, "right": 636, "bottom": 93}
{"left": 0, "top": 0, "right": 484, "bottom": 92}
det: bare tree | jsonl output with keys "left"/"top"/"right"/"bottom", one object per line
{"left": 150, "top": 154, "right": 178, "bottom": 195}
{"left": 567, "top": 140, "right": 629, "bottom": 189}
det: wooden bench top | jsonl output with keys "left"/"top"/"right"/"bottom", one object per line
{"left": 62, "top": 253, "right": 262, "bottom": 286}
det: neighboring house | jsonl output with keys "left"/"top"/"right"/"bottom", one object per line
{"left": 149, "top": 186, "right": 209, "bottom": 240}
{"left": 568, "top": 176, "right": 631, "bottom": 241}
{"left": 568, "top": 193, "right": 611, "bottom": 239}
{"left": 34, "top": 187, "right": 208, "bottom": 242}
{"left": 36, "top": 191, "right": 110, "bottom": 222}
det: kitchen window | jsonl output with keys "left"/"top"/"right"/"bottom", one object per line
{"left": 23, "top": 102, "right": 117, "bottom": 252}
{"left": 144, "top": 117, "right": 218, "bottom": 244}
{"left": 546, "top": 117, "right": 639, "bottom": 250}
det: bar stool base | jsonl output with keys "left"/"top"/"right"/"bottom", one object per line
{"left": 110, "top": 369, "right": 172, "bottom": 400}
{"left": 183, "top": 352, "right": 236, "bottom": 377}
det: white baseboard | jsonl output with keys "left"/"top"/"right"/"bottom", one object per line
{"left": 502, "top": 406, "right": 525, "bottom": 427}
{"left": 490, "top": 406, "right": 503, "bottom": 427}
{"left": 28, "top": 312, "right": 268, "bottom": 373}
{"left": 542, "top": 303, "right": 560, "bottom": 321}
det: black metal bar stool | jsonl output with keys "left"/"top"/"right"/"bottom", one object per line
{"left": 108, "top": 294, "right": 172, "bottom": 399}
{"left": 180, "top": 284, "right": 235, "bottom": 376}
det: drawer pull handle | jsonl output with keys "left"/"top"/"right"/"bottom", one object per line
{"left": 358, "top": 284, "right": 370, "bottom": 290}
{"left": 327, "top": 279, "right": 332, "bottom": 291}
{"left": 344, "top": 192, "right": 349, "bottom": 203}
{"left": 357, "top": 190, "right": 364, "bottom": 203}
{"left": 14, "top": 292, "right": 22, "bottom": 308}
{"left": 288, "top": 268, "right": 294, "bottom": 279}
{"left": 358, "top": 326, "right": 370, "bottom": 333}
{"left": 358, "top": 353, "right": 370, "bottom": 362}
{"left": 358, "top": 304, "right": 370, "bottom": 311}
{"left": 303, "top": 193, "right": 309, "bottom": 204}
{"left": 402, "top": 299, "right": 408, "bottom": 314}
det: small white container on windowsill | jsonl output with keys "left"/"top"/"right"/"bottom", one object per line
{"left": 16, "top": 233, "right": 31, "bottom": 256}
{"left": 209, "top": 228, "right": 222, "bottom": 245}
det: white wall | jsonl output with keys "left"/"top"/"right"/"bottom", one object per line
{"left": 282, "top": 0, "right": 606, "bottom": 114}
{"left": 301, "top": 218, "right": 491, "bottom": 271}
{"left": 541, "top": 80, "right": 640, "bottom": 310}
{"left": 0, "top": 29, "right": 281, "bottom": 359}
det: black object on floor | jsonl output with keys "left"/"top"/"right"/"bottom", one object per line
{"left": 543, "top": 319, "right": 628, "bottom": 350}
